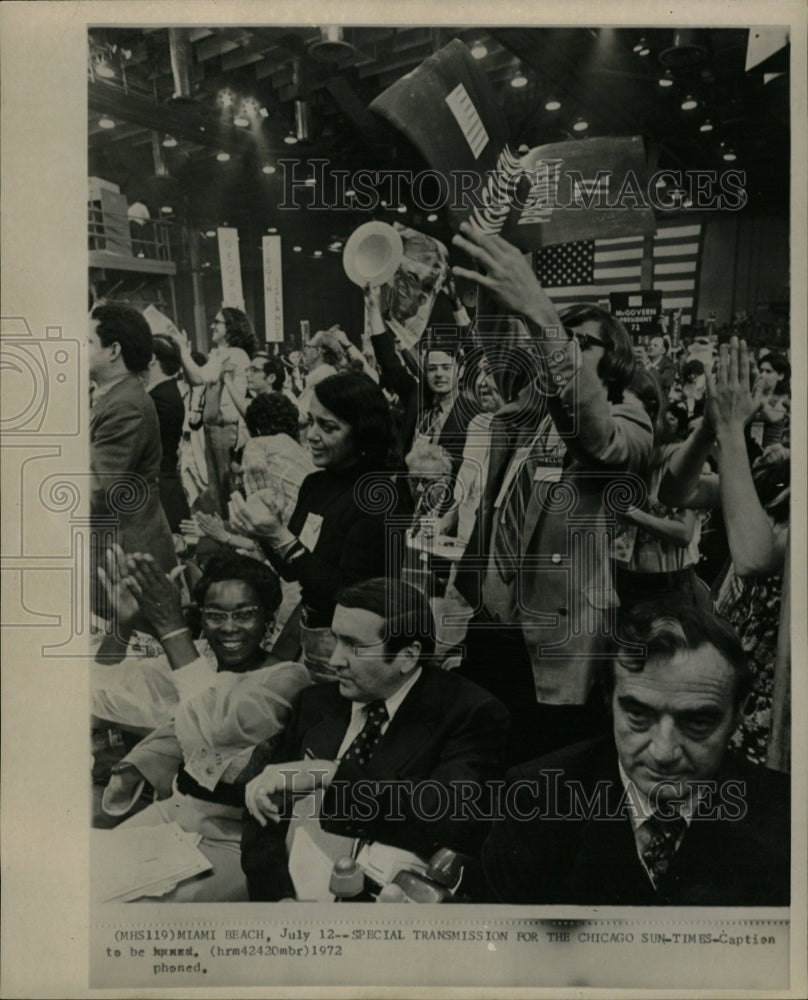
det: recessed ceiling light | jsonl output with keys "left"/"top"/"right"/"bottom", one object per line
{"left": 427, "top": 213, "right": 438, "bottom": 222}
{"left": 204, "top": 230, "right": 216, "bottom": 238}
{"left": 681, "top": 94, "right": 698, "bottom": 110}
{"left": 699, "top": 119, "right": 714, "bottom": 133}
{"left": 658, "top": 72, "right": 674, "bottom": 88}
{"left": 572, "top": 116, "right": 589, "bottom": 132}
{"left": 262, "top": 164, "right": 276, "bottom": 175}
{"left": 216, "top": 151, "right": 231, "bottom": 162}
{"left": 470, "top": 41, "right": 487, "bottom": 60}
{"left": 397, "top": 205, "right": 407, "bottom": 214}
{"left": 544, "top": 97, "right": 561, "bottom": 111}
{"left": 510, "top": 70, "right": 528, "bottom": 88}
{"left": 722, "top": 149, "right": 737, "bottom": 162}
{"left": 284, "top": 133, "right": 298, "bottom": 145}
{"left": 292, "top": 245, "right": 302, "bottom": 252}
{"left": 313, "top": 250, "right": 323, "bottom": 257}
{"left": 267, "top": 227, "right": 278, "bottom": 234}
{"left": 160, "top": 205, "right": 173, "bottom": 214}
{"left": 98, "top": 116, "right": 115, "bottom": 129}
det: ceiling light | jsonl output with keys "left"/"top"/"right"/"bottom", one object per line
{"left": 313, "top": 250, "right": 323, "bottom": 257}
{"left": 234, "top": 114, "right": 249, "bottom": 128}
{"left": 328, "top": 240, "right": 343, "bottom": 252}
{"left": 262, "top": 164, "right": 276, "bottom": 175}
{"left": 216, "top": 151, "right": 231, "bottom": 162}
{"left": 510, "top": 69, "right": 528, "bottom": 88}
{"left": 284, "top": 133, "right": 298, "bottom": 145}
{"left": 304, "top": 176, "right": 316, "bottom": 187}
{"left": 699, "top": 119, "right": 714, "bottom": 133}
{"left": 292, "top": 245, "right": 302, "bottom": 253}
{"left": 633, "top": 38, "right": 645, "bottom": 53}
{"left": 345, "top": 188, "right": 355, "bottom": 198}
{"left": 160, "top": 205, "right": 173, "bottom": 214}
{"left": 267, "top": 227, "right": 278, "bottom": 233}
{"left": 162, "top": 134, "right": 178, "bottom": 148}
{"left": 470, "top": 41, "right": 487, "bottom": 60}
{"left": 397, "top": 205, "right": 407, "bottom": 214}
{"left": 204, "top": 230, "right": 216, "bottom": 238}
{"left": 681, "top": 94, "right": 698, "bottom": 110}
{"left": 380, "top": 199, "right": 388, "bottom": 208}
{"left": 544, "top": 96, "right": 561, "bottom": 111}
{"left": 722, "top": 149, "right": 737, "bottom": 162}
{"left": 427, "top": 213, "right": 438, "bottom": 222}
{"left": 98, "top": 116, "right": 115, "bottom": 129}
{"left": 658, "top": 72, "right": 674, "bottom": 88}
{"left": 259, "top": 106, "right": 269, "bottom": 118}
{"left": 572, "top": 115, "right": 589, "bottom": 132}
{"left": 639, "top": 42, "right": 650, "bottom": 57}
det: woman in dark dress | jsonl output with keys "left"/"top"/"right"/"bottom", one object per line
{"left": 146, "top": 334, "right": 190, "bottom": 532}
{"left": 229, "top": 372, "right": 409, "bottom": 679}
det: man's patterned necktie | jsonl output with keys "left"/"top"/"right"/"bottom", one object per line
{"left": 341, "top": 700, "right": 389, "bottom": 766}
{"left": 640, "top": 811, "right": 687, "bottom": 884}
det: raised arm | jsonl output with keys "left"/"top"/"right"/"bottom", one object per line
{"left": 706, "top": 337, "right": 784, "bottom": 576}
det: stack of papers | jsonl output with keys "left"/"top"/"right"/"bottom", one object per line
{"left": 92, "top": 822, "right": 212, "bottom": 902}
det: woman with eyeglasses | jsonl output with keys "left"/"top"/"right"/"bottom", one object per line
{"left": 93, "top": 550, "right": 310, "bottom": 901}
{"left": 228, "top": 372, "right": 410, "bottom": 680}
{"left": 169, "top": 307, "right": 259, "bottom": 515}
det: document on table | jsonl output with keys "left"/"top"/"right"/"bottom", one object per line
{"left": 92, "top": 822, "right": 212, "bottom": 902}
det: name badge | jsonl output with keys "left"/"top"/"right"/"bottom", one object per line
{"left": 299, "top": 512, "right": 324, "bottom": 551}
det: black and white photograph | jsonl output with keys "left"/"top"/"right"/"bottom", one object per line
{"left": 1, "top": 2, "right": 806, "bottom": 996}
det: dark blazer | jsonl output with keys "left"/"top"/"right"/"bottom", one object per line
{"left": 241, "top": 666, "right": 510, "bottom": 900}
{"left": 90, "top": 372, "right": 177, "bottom": 572}
{"left": 149, "top": 377, "right": 189, "bottom": 531}
{"left": 482, "top": 736, "right": 790, "bottom": 906}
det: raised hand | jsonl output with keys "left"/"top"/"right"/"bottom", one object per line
{"left": 705, "top": 337, "right": 763, "bottom": 435}
{"left": 229, "top": 490, "right": 284, "bottom": 541}
{"left": 124, "top": 553, "right": 186, "bottom": 637}
{"left": 451, "top": 221, "right": 560, "bottom": 327}
{"left": 194, "top": 510, "right": 230, "bottom": 544}
{"left": 97, "top": 543, "right": 141, "bottom": 627}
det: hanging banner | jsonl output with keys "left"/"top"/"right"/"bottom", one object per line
{"left": 262, "top": 235, "right": 285, "bottom": 343}
{"left": 217, "top": 227, "right": 244, "bottom": 310}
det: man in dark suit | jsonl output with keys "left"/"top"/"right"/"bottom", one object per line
{"left": 145, "top": 334, "right": 189, "bottom": 532}
{"left": 365, "top": 280, "right": 480, "bottom": 475}
{"left": 482, "top": 603, "right": 790, "bottom": 906}
{"left": 240, "top": 577, "right": 510, "bottom": 901}
{"left": 89, "top": 304, "right": 177, "bottom": 582}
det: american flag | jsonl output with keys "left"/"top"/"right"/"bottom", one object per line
{"left": 534, "top": 222, "right": 702, "bottom": 325}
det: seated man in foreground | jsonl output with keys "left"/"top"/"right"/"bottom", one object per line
{"left": 482, "top": 603, "right": 790, "bottom": 906}
{"left": 240, "top": 577, "right": 510, "bottom": 901}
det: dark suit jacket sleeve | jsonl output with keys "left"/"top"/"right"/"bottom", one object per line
{"left": 239, "top": 689, "right": 312, "bottom": 901}
{"left": 319, "top": 692, "right": 509, "bottom": 857}
{"left": 370, "top": 328, "right": 417, "bottom": 403}
{"left": 90, "top": 398, "right": 151, "bottom": 516}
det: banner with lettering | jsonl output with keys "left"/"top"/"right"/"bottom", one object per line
{"left": 262, "top": 235, "right": 284, "bottom": 343}
{"left": 217, "top": 227, "right": 244, "bottom": 310}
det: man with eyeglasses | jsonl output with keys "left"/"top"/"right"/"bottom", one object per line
{"left": 451, "top": 223, "right": 654, "bottom": 766}
{"left": 239, "top": 577, "right": 509, "bottom": 901}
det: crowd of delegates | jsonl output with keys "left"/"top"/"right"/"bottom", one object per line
{"left": 89, "top": 227, "right": 790, "bottom": 906}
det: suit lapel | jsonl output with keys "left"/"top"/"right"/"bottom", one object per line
{"left": 303, "top": 692, "right": 352, "bottom": 760}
